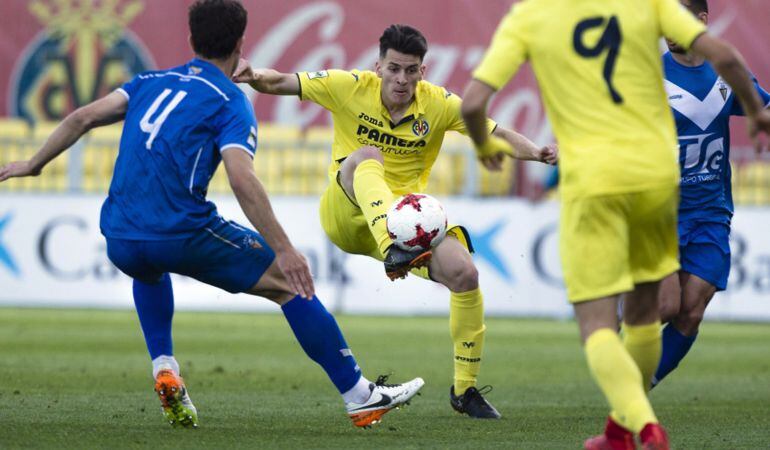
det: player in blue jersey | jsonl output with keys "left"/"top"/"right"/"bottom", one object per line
{"left": 653, "top": 0, "right": 770, "bottom": 388}
{"left": 0, "top": 0, "right": 423, "bottom": 429}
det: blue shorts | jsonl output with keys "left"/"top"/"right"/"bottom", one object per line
{"left": 678, "top": 220, "right": 730, "bottom": 291}
{"left": 106, "top": 217, "right": 275, "bottom": 293}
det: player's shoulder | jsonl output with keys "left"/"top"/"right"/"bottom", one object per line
{"left": 350, "top": 70, "right": 380, "bottom": 88}
{"left": 417, "top": 80, "right": 458, "bottom": 106}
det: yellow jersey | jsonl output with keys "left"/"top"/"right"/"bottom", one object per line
{"left": 473, "top": 0, "right": 707, "bottom": 198}
{"left": 298, "top": 70, "right": 495, "bottom": 194}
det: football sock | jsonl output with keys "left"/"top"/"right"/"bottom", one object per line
{"left": 341, "top": 374, "right": 374, "bottom": 404}
{"left": 622, "top": 321, "right": 661, "bottom": 391}
{"left": 585, "top": 328, "right": 657, "bottom": 433}
{"left": 281, "top": 295, "right": 362, "bottom": 394}
{"left": 353, "top": 159, "right": 394, "bottom": 256}
{"left": 652, "top": 322, "right": 697, "bottom": 387}
{"left": 152, "top": 355, "right": 180, "bottom": 378}
{"left": 450, "top": 287, "right": 485, "bottom": 394}
{"left": 133, "top": 273, "right": 174, "bottom": 360}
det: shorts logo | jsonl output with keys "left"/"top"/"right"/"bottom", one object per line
{"left": 242, "top": 235, "right": 262, "bottom": 249}
{"left": 10, "top": 0, "right": 154, "bottom": 122}
{"left": 462, "top": 341, "right": 475, "bottom": 348}
{"left": 412, "top": 118, "right": 429, "bottom": 137}
{"left": 307, "top": 70, "right": 328, "bottom": 80}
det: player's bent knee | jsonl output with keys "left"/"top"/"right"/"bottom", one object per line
{"left": 677, "top": 304, "right": 706, "bottom": 331}
{"left": 443, "top": 262, "right": 479, "bottom": 293}
{"left": 352, "top": 145, "right": 384, "bottom": 163}
{"left": 659, "top": 299, "right": 681, "bottom": 323}
{"left": 245, "top": 262, "right": 297, "bottom": 305}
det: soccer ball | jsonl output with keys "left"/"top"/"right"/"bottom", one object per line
{"left": 386, "top": 193, "right": 448, "bottom": 252}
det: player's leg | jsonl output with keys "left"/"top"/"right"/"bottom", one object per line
{"left": 427, "top": 233, "right": 500, "bottom": 418}
{"left": 654, "top": 222, "right": 728, "bottom": 387}
{"left": 561, "top": 192, "right": 667, "bottom": 449}
{"left": 338, "top": 146, "right": 392, "bottom": 256}
{"left": 337, "top": 147, "right": 431, "bottom": 278}
{"left": 658, "top": 271, "right": 682, "bottom": 323}
{"left": 105, "top": 238, "right": 197, "bottom": 428}
{"left": 184, "top": 219, "right": 424, "bottom": 427}
{"left": 654, "top": 272, "right": 716, "bottom": 387}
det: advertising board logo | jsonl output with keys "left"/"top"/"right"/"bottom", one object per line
{"left": 468, "top": 220, "right": 513, "bottom": 283}
{"left": 0, "top": 213, "right": 20, "bottom": 277}
{"left": 9, "top": 0, "right": 154, "bottom": 122}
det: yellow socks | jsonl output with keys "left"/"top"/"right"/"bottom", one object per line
{"left": 585, "top": 328, "right": 657, "bottom": 433}
{"left": 353, "top": 160, "right": 394, "bottom": 256}
{"left": 450, "top": 287, "right": 486, "bottom": 394}
{"left": 622, "top": 321, "right": 662, "bottom": 391}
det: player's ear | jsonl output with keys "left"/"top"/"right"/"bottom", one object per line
{"left": 188, "top": 34, "right": 194, "bottom": 53}
{"left": 419, "top": 64, "right": 426, "bottom": 80}
{"left": 375, "top": 59, "right": 383, "bottom": 78}
{"left": 699, "top": 12, "right": 708, "bottom": 25}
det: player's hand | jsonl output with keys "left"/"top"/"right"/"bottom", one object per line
{"left": 476, "top": 135, "right": 514, "bottom": 171}
{"left": 538, "top": 144, "right": 559, "bottom": 165}
{"left": 748, "top": 109, "right": 770, "bottom": 154}
{"left": 232, "top": 59, "right": 271, "bottom": 92}
{"left": 0, "top": 160, "right": 40, "bottom": 182}
{"left": 275, "top": 247, "right": 315, "bottom": 299}
{"left": 232, "top": 58, "right": 255, "bottom": 84}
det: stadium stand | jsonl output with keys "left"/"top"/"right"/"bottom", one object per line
{"left": 3, "top": 119, "right": 769, "bottom": 203}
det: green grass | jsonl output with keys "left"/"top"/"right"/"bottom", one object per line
{"left": 0, "top": 308, "right": 768, "bottom": 449}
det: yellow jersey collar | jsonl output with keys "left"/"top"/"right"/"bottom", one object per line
{"left": 378, "top": 81, "right": 427, "bottom": 128}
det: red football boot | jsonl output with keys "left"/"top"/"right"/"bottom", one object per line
{"left": 584, "top": 416, "right": 636, "bottom": 450}
{"left": 640, "top": 423, "right": 670, "bottom": 450}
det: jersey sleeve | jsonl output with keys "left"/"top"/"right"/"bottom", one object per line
{"left": 217, "top": 94, "right": 258, "bottom": 158}
{"left": 472, "top": 2, "right": 529, "bottom": 91}
{"left": 297, "top": 69, "right": 359, "bottom": 111}
{"left": 655, "top": 0, "right": 707, "bottom": 49}
{"left": 444, "top": 90, "right": 497, "bottom": 134}
{"left": 116, "top": 74, "right": 143, "bottom": 100}
{"left": 731, "top": 77, "right": 770, "bottom": 116}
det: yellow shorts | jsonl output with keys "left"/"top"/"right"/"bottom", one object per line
{"left": 560, "top": 186, "right": 680, "bottom": 303}
{"left": 319, "top": 175, "right": 473, "bottom": 278}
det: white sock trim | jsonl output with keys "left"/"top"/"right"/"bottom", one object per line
{"left": 342, "top": 375, "right": 372, "bottom": 404}
{"left": 152, "top": 355, "right": 180, "bottom": 379}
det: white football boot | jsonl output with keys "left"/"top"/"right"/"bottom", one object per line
{"left": 345, "top": 375, "right": 425, "bottom": 427}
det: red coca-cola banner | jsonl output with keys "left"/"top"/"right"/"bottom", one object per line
{"left": 2, "top": 0, "right": 768, "bottom": 149}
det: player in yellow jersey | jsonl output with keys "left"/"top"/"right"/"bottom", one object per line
{"left": 234, "top": 24, "right": 557, "bottom": 419}
{"left": 461, "top": 0, "right": 770, "bottom": 448}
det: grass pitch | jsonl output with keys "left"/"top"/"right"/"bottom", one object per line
{"left": 0, "top": 308, "right": 768, "bottom": 449}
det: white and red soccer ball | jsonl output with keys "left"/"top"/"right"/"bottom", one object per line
{"left": 386, "top": 193, "right": 448, "bottom": 252}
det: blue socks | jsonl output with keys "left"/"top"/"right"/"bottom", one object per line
{"left": 133, "top": 273, "right": 174, "bottom": 360}
{"left": 133, "top": 278, "right": 361, "bottom": 393}
{"left": 281, "top": 295, "right": 362, "bottom": 393}
{"left": 652, "top": 322, "right": 697, "bottom": 387}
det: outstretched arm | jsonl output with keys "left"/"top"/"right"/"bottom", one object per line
{"left": 0, "top": 91, "right": 127, "bottom": 182}
{"left": 232, "top": 59, "right": 300, "bottom": 96}
{"left": 493, "top": 127, "right": 558, "bottom": 165}
{"left": 691, "top": 33, "right": 770, "bottom": 152}
{"left": 222, "top": 148, "right": 314, "bottom": 299}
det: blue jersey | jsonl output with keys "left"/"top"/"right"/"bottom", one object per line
{"left": 663, "top": 52, "right": 770, "bottom": 224}
{"left": 101, "top": 58, "right": 258, "bottom": 239}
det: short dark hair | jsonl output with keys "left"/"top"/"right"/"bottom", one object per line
{"left": 686, "top": 0, "right": 708, "bottom": 14}
{"left": 188, "top": 0, "right": 247, "bottom": 59}
{"left": 379, "top": 24, "right": 428, "bottom": 61}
